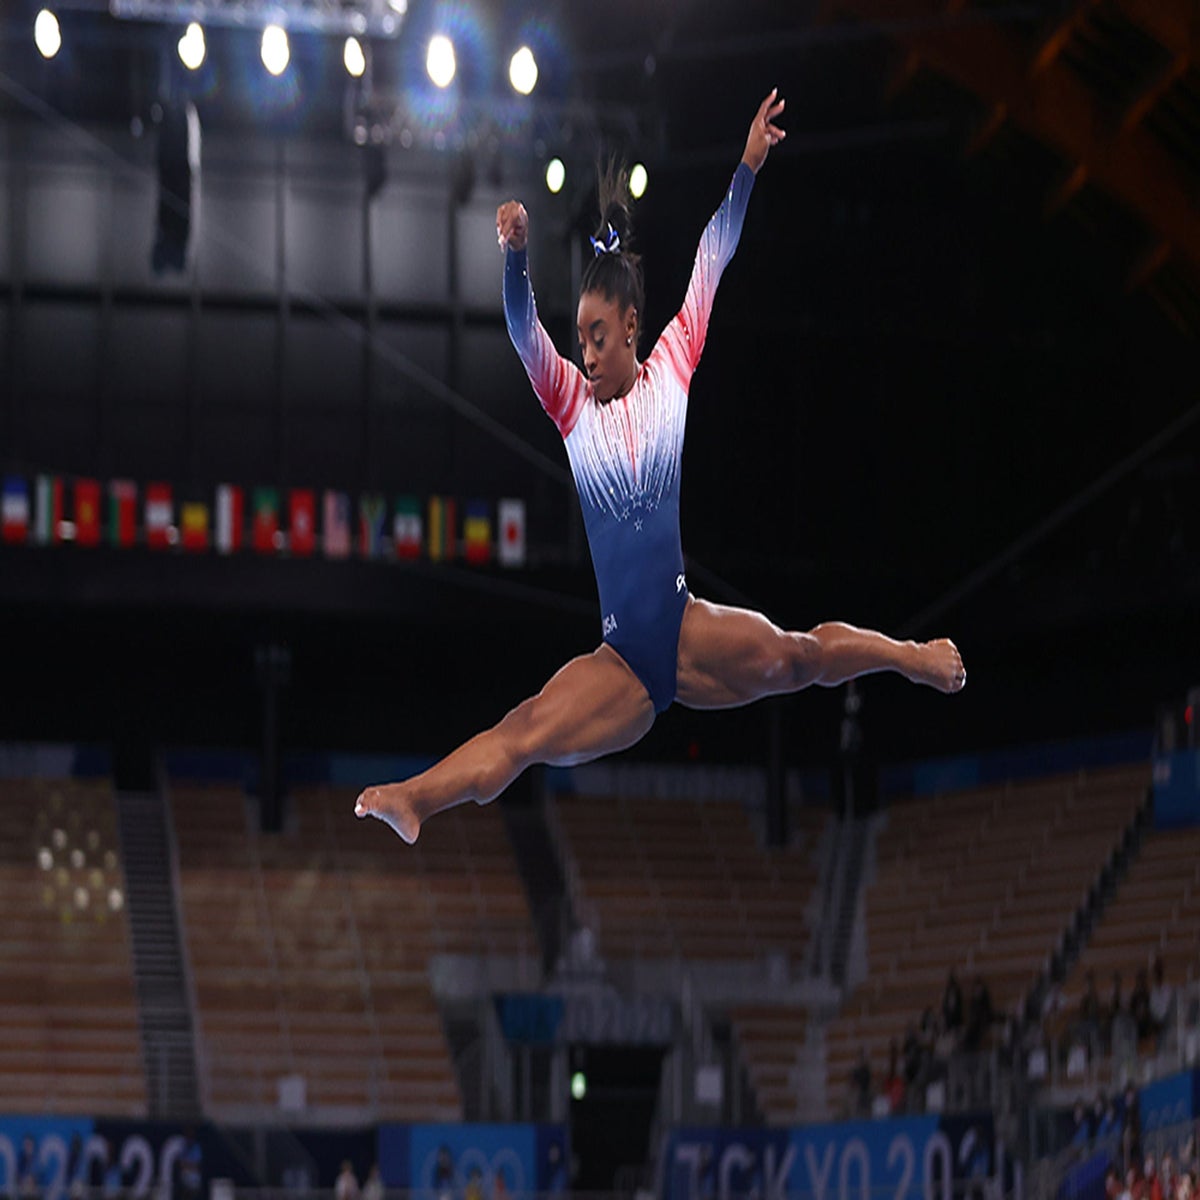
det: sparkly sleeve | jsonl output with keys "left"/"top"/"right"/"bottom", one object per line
{"left": 658, "top": 162, "right": 755, "bottom": 384}
{"left": 503, "top": 247, "right": 589, "bottom": 438}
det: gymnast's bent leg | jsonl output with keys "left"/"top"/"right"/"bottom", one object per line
{"left": 355, "top": 644, "right": 655, "bottom": 844}
{"left": 674, "top": 597, "right": 965, "bottom": 710}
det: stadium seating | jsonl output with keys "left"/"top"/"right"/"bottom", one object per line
{"left": 823, "top": 763, "right": 1148, "bottom": 1118}
{"left": 0, "top": 778, "right": 146, "bottom": 1116}
{"left": 172, "top": 781, "right": 537, "bottom": 1120}
{"left": 1059, "top": 823, "right": 1200, "bottom": 1014}
{"left": 550, "top": 792, "right": 829, "bottom": 965}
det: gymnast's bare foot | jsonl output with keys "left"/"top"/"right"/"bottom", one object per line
{"left": 355, "top": 784, "right": 421, "bottom": 845}
{"left": 906, "top": 638, "right": 966, "bottom": 694}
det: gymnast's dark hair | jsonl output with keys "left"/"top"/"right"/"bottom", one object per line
{"left": 580, "top": 159, "right": 645, "bottom": 340}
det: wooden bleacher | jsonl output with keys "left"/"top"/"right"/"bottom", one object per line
{"left": 0, "top": 778, "right": 146, "bottom": 1116}
{"left": 1060, "top": 823, "right": 1200, "bottom": 1009}
{"left": 729, "top": 1003, "right": 809, "bottom": 1122}
{"left": 823, "top": 763, "right": 1149, "bottom": 1118}
{"left": 551, "top": 792, "right": 829, "bottom": 965}
{"left": 172, "top": 781, "right": 537, "bottom": 1120}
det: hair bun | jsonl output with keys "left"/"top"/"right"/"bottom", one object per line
{"left": 593, "top": 159, "right": 634, "bottom": 250}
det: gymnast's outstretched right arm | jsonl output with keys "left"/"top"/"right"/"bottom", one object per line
{"left": 497, "top": 200, "right": 588, "bottom": 438}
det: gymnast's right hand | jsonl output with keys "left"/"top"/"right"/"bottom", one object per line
{"left": 496, "top": 200, "right": 528, "bottom": 252}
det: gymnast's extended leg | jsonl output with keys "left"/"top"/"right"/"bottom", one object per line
{"left": 675, "top": 597, "right": 964, "bottom": 709}
{"left": 355, "top": 645, "right": 655, "bottom": 843}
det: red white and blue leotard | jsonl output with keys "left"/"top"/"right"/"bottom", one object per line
{"left": 503, "top": 163, "right": 755, "bottom": 712}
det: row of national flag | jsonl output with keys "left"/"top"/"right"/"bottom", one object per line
{"left": 0, "top": 475, "right": 527, "bottom": 567}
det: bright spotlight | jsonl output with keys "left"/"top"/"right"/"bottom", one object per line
{"left": 509, "top": 45, "right": 537, "bottom": 95}
{"left": 261, "top": 24, "right": 289, "bottom": 76}
{"left": 34, "top": 9, "right": 61, "bottom": 59}
{"left": 629, "top": 162, "right": 648, "bottom": 199}
{"left": 386, "top": 0, "right": 407, "bottom": 11}
{"left": 426, "top": 34, "right": 455, "bottom": 88}
{"left": 343, "top": 35, "right": 365, "bottom": 78}
{"left": 177, "top": 22, "right": 205, "bottom": 70}
{"left": 545, "top": 157, "right": 565, "bottom": 194}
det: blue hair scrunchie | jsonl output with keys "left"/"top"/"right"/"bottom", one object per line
{"left": 589, "top": 223, "right": 621, "bottom": 257}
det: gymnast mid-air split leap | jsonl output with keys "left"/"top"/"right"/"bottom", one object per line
{"left": 356, "top": 89, "right": 966, "bottom": 845}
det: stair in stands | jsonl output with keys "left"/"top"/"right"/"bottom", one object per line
{"left": 116, "top": 790, "right": 202, "bottom": 1118}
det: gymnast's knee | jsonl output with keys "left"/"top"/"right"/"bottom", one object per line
{"left": 754, "top": 630, "right": 821, "bottom": 692}
{"left": 779, "top": 631, "right": 822, "bottom": 689}
{"left": 474, "top": 698, "right": 541, "bottom": 800}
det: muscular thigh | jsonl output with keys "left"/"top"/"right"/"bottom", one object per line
{"left": 514, "top": 644, "right": 656, "bottom": 768}
{"left": 674, "top": 596, "right": 792, "bottom": 709}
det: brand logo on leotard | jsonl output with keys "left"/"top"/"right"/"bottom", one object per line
{"left": 602, "top": 613, "right": 618, "bottom": 637}
{"left": 676, "top": 574, "right": 686, "bottom": 594}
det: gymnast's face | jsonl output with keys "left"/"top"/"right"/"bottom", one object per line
{"left": 577, "top": 288, "right": 638, "bottom": 403}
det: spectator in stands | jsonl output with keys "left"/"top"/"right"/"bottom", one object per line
{"left": 1130, "top": 968, "right": 1154, "bottom": 1042}
{"left": 965, "top": 975, "right": 994, "bottom": 1052}
{"left": 177, "top": 1130, "right": 203, "bottom": 1200}
{"left": 434, "top": 1147, "right": 455, "bottom": 1200}
{"left": 883, "top": 1039, "right": 906, "bottom": 1114}
{"left": 1070, "top": 1100, "right": 1091, "bottom": 1156}
{"left": 1105, "top": 1166, "right": 1122, "bottom": 1200}
{"left": 545, "top": 1143, "right": 567, "bottom": 1199}
{"left": 362, "top": 1165, "right": 383, "bottom": 1200}
{"left": 1094, "top": 1091, "right": 1119, "bottom": 1143}
{"left": 101, "top": 1141, "right": 124, "bottom": 1200}
{"left": 1146, "top": 1157, "right": 1163, "bottom": 1200}
{"left": 850, "top": 1047, "right": 872, "bottom": 1117}
{"left": 942, "top": 970, "right": 964, "bottom": 1038}
{"left": 1149, "top": 955, "right": 1174, "bottom": 1045}
{"left": 1160, "top": 1156, "right": 1177, "bottom": 1200}
{"left": 18, "top": 1136, "right": 38, "bottom": 1200}
{"left": 67, "top": 1135, "right": 87, "bottom": 1200}
{"left": 902, "top": 1021, "right": 926, "bottom": 1091}
{"left": 335, "top": 1162, "right": 360, "bottom": 1200}
{"left": 1122, "top": 1083, "right": 1142, "bottom": 1171}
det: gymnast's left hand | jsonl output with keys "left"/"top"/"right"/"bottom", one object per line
{"left": 741, "top": 87, "right": 786, "bottom": 174}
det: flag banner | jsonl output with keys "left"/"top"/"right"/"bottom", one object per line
{"left": 252, "top": 488, "right": 279, "bottom": 554}
{"left": 34, "top": 475, "right": 63, "bottom": 545}
{"left": 180, "top": 502, "right": 209, "bottom": 552}
{"left": 427, "top": 496, "right": 457, "bottom": 562}
{"left": 464, "top": 500, "right": 492, "bottom": 565}
{"left": 215, "top": 484, "right": 243, "bottom": 554}
{"left": 145, "top": 482, "right": 174, "bottom": 550}
{"left": 289, "top": 489, "right": 316, "bottom": 557}
{"left": 74, "top": 479, "right": 101, "bottom": 547}
{"left": 323, "top": 490, "right": 351, "bottom": 559}
{"left": 497, "top": 498, "right": 526, "bottom": 568}
{"left": 393, "top": 496, "right": 422, "bottom": 561}
{"left": 109, "top": 480, "right": 137, "bottom": 548}
{"left": 1, "top": 477, "right": 29, "bottom": 544}
{"left": 359, "top": 493, "right": 387, "bottom": 559}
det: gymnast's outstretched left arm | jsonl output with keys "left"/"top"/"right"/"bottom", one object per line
{"left": 664, "top": 88, "right": 787, "bottom": 379}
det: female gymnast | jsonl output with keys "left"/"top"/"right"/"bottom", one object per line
{"left": 356, "top": 89, "right": 965, "bottom": 845}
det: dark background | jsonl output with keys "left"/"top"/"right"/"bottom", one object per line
{"left": 1, "top": 0, "right": 1196, "bottom": 773}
